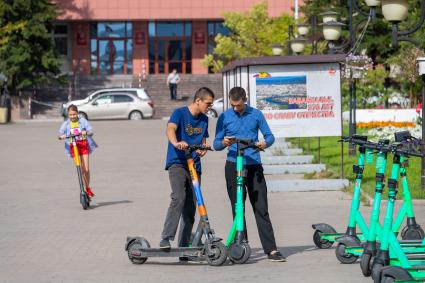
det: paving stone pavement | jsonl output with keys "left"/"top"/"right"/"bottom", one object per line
{"left": 1, "top": 120, "right": 424, "bottom": 283}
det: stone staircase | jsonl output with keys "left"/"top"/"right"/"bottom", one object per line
{"left": 263, "top": 138, "right": 349, "bottom": 192}
{"left": 29, "top": 74, "right": 223, "bottom": 120}
{"left": 137, "top": 74, "right": 223, "bottom": 118}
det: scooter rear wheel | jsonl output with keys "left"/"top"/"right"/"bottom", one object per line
{"left": 313, "top": 230, "right": 333, "bottom": 249}
{"left": 229, "top": 242, "right": 251, "bottom": 264}
{"left": 401, "top": 224, "right": 425, "bottom": 240}
{"left": 205, "top": 241, "right": 227, "bottom": 266}
{"left": 127, "top": 238, "right": 150, "bottom": 264}
{"left": 335, "top": 243, "right": 358, "bottom": 264}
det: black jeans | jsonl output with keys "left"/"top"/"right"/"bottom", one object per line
{"left": 161, "top": 164, "right": 200, "bottom": 247}
{"left": 169, "top": 83, "right": 177, "bottom": 100}
{"left": 225, "top": 160, "right": 277, "bottom": 254}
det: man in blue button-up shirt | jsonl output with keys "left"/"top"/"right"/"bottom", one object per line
{"left": 214, "top": 86, "right": 286, "bottom": 262}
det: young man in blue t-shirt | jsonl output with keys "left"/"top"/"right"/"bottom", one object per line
{"left": 159, "top": 87, "right": 214, "bottom": 254}
{"left": 213, "top": 86, "right": 286, "bottom": 262}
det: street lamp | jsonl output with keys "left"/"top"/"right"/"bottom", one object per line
{"left": 418, "top": 57, "right": 425, "bottom": 188}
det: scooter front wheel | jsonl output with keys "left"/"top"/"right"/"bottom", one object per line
{"left": 335, "top": 243, "right": 358, "bottom": 264}
{"left": 360, "top": 253, "right": 372, "bottom": 277}
{"left": 229, "top": 242, "right": 251, "bottom": 264}
{"left": 205, "top": 241, "right": 227, "bottom": 266}
{"left": 127, "top": 238, "right": 150, "bottom": 264}
{"left": 80, "top": 193, "right": 90, "bottom": 210}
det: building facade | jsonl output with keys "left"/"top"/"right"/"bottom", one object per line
{"left": 54, "top": 0, "right": 299, "bottom": 76}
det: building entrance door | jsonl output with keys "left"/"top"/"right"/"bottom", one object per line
{"left": 150, "top": 38, "right": 191, "bottom": 74}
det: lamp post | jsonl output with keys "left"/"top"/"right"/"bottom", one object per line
{"left": 381, "top": 0, "right": 425, "bottom": 188}
{"left": 418, "top": 57, "right": 425, "bottom": 188}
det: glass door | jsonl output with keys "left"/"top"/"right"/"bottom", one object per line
{"left": 98, "top": 39, "right": 126, "bottom": 75}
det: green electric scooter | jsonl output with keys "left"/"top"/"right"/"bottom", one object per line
{"left": 333, "top": 133, "right": 424, "bottom": 271}
{"left": 369, "top": 133, "right": 425, "bottom": 282}
{"left": 312, "top": 135, "right": 375, "bottom": 250}
{"left": 225, "top": 139, "right": 263, "bottom": 264}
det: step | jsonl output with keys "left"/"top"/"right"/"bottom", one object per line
{"left": 262, "top": 155, "right": 314, "bottom": 165}
{"left": 267, "top": 179, "right": 349, "bottom": 192}
{"left": 268, "top": 143, "right": 292, "bottom": 150}
{"left": 263, "top": 164, "right": 326, "bottom": 174}
{"left": 262, "top": 148, "right": 303, "bottom": 156}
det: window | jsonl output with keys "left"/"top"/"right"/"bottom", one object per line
{"left": 148, "top": 21, "right": 192, "bottom": 74}
{"left": 90, "top": 22, "right": 133, "bottom": 75}
{"left": 207, "top": 21, "right": 230, "bottom": 73}
{"left": 53, "top": 24, "right": 69, "bottom": 56}
{"left": 113, "top": 95, "right": 134, "bottom": 103}
{"left": 95, "top": 95, "right": 112, "bottom": 105}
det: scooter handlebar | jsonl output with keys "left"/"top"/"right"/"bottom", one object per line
{"left": 58, "top": 133, "right": 85, "bottom": 140}
{"left": 188, "top": 145, "right": 213, "bottom": 151}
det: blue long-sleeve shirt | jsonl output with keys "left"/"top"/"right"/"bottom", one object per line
{"left": 213, "top": 105, "right": 275, "bottom": 165}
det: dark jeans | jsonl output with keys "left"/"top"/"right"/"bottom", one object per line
{"left": 225, "top": 160, "right": 277, "bottom": 254}
{"left": 161, "top": 164, "right": 200, "bottom": 247}
{"left": 169, "top": 83, "right": 177, "bottom": 100}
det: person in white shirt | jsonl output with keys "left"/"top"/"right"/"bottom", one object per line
{"left": 166, "top": 69, "right": 181, "bottom": 100}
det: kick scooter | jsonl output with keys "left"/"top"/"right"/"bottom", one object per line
{"left": 368, "top": 134, "right": 425, "bottom": 282}
{"left": 225, "top": 139, "right": 263, "bottom": 264}
{"left": 125, "top": 145, "right": 227, "bottom": 266}
{"left": 59, "top": 133, "right": 90, "bottom": 210}
{"left": 312, "top": 135, "right": 373, "bottom": 250}
{"left": 333, "top": 133, "right": 424, "bottom": 271}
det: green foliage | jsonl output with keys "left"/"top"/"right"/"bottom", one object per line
{"left": 0, "top": 0, "right": 62, "bottom": 94}
{"left": 202, "top": 2, "right": 294, "bottom": 73}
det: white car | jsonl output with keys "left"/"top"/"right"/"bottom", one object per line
{"left": 62, "top": 88, "right": 152, "bottom": 117}
{"left": 77, "top": 92, "right": 154, "bottom": 120}
{"left": 207, "top": 97, "right": 224, "bottom": 118}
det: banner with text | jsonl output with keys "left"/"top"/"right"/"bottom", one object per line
{"left": 249, "top": 64, "right": 341, "bottom": 137}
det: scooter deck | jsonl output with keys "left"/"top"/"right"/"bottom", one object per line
{"left": 134, "top": 247, "right": 204, "bottom": 258}
{"left": 320, "top": 233, "right": 366, "bottom": 242}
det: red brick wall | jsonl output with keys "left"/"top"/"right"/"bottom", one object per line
{"left": 192, "top": 21, "right": 208, "bottom": 74}
{"left": 55, "top": 0, "right": 300, "bottom": 20}
{"left": 132, "top": 22, "right": 149, "bottom": 75}
{"left": 71, "top": 22, "right": 91, "bottom": 75}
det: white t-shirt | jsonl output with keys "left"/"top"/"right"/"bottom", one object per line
{"left": 167, "top": 73, "right": 180, "bottom": 84}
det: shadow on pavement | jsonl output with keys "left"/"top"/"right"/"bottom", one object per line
{"left": 132, "top": 245, "right": 316, "bottom": 266}
{"left": 91, "top": 200, "right": 133, "bottom": 209}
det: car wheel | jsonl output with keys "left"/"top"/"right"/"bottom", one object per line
{"left": 129, "top": 111, "right": 143, "bottom": 120}
{"left": 79, "top": 112, "right": 88, "bottom": 120}
{"left": 207, "top": 109, "right": 218, "bottom": 118}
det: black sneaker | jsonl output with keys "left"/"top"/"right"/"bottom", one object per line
{"left": 267, "top": 251, "right": 287, "bottom": 262}
{"left": 159, "top": 239, "right": 171, "bottom": 250}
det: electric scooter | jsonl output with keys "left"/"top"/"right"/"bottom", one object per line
{"left": 312, "top": 135, "right": 373, "bottom": 250}
{"left": 225, "top": 139, "right": 263, "bottom": 264}
{"left": 125, "top": 145, "right": 227, "bottom": 266}
{"left": 60, "top": 133, "right": 90, "bottom": 210}
{"left": 333, "top": 133, "right": 424, "bottom": 271}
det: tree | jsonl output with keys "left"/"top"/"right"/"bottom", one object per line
{"left": 202, "top": 2, "right": 294, "bottom": 73}
{"left": 386, "top": 46, "right": 425, "bottom": 107}
{"left": 0, "top": 0, "right": 61, "bottom": 95}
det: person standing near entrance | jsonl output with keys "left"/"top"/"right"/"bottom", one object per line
{"left": 167, "top": 68, "right": 180, "bottom": 100}
{"left": 213, "top": 86, "right": 286, "bottom": 262}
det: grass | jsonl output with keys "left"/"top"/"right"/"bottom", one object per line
{"left": 288, "top": 123, "right": 425, "bottom": 199}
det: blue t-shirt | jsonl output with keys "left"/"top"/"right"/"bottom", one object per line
{"left": 165, "top": 106, "right": 209, "bottom": 172}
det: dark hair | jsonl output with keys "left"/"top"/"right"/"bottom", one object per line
{"left": 193, "top": 87, "right": 215, "bottom": 102}
{"left": 67, "top": 104, "right": 78, "bottom": 112}
{"left": 229, "top": 87, "right": 247, "bottom": 101}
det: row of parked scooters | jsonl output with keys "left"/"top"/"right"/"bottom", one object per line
{"left": 313, "top": 131, "right": 425, "bottom": 283}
